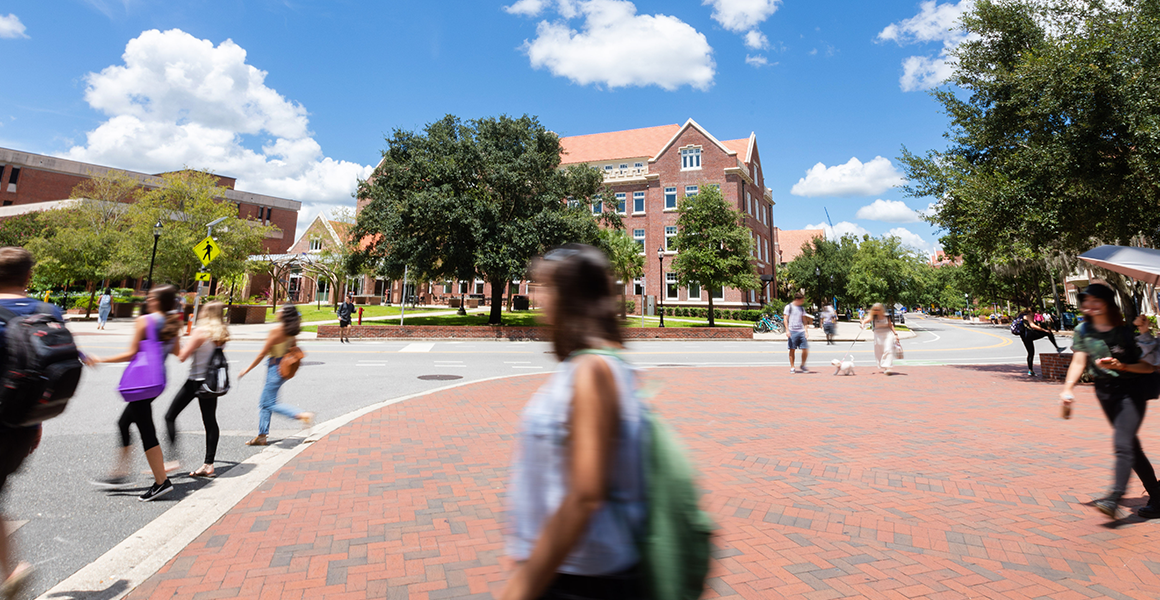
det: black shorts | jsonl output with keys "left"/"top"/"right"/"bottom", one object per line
{"left": 339, "top": 320, "right": 351, "bottom": 328}
{"left": 0, "top": 425, "right": 37, "bottom": 494}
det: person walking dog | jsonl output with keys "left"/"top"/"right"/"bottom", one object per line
{"left": 861, "top": 303, "right": 899, "bottom": 375}
{"left": 1060, "top": 283, "right": 1160, "bottom": 519}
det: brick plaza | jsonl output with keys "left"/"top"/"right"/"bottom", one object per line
{"left": 129, "top": 366, "right": 1160, "bottom": 599}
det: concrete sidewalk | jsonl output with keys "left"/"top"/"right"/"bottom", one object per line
{"left": 754, "top": 319, "right": 918, "bottom": 342}
{"left": 74, "top": 365, "right": 1160, "bottom": 600}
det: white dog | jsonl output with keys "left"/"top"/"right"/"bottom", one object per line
{"left": 832, "top": 358, "right": 855, "bottom": 376}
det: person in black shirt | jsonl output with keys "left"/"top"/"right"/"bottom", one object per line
{"left": 336, "top": 293, "right": 355, "bottom": 344}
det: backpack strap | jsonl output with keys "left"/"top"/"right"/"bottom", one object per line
{"left": 0, "top": 306, "right": 16, "bottom": 324}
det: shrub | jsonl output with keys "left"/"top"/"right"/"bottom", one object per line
{"left": 764, "top": 299, "right": 787, "bottom": 316}
{"left": 623, "top": 300, "right": 635, "bottom": 314}
{"left": 739, "top": 309, "right": 762, "bottom": 322}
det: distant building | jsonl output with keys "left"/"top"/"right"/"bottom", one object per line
{"left": 929, "top": 250, "right": 962, "bottom": 268}
{"left": 0, "top": 146, "right": 300, "bottom": 254}
{"left": 772, "top": 228, "right": 825, "bottom": 265}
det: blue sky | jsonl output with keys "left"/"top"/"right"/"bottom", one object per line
{"left": 0, "top": 0, "right": 973, "bottom": 254}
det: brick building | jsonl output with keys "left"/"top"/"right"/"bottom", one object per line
{"left": 772, "top": 228, "right": 825, "bottom": 266}
{"left": 0, "top": 147, "right": 300, "bottom": 255}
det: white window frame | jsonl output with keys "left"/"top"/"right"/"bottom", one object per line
{"left": 711, "top": 286, "right": 724, "bottom": 300}
{"left": 615, "top": 192, "right": 626, "bottom": 214}
{"left": 309, "top": 238, "right": 322, "bottom": 251}
{"left": 633, "top": 278, "right": 644, "bottom": 295}
{"left": 685, "top": 185, "right": 698, "bottom": 198}
{"left": 746, "top": 192, "right": 752, "bottom": 215}
{"left": 619, "top": 163, "right": 628, "bottom": 170}
{"left": 680, "top": 147, "right": 702, "bottom": 170}
{"left": 666, "top": 273, "right": 679, "bottom": 299}
{"left": 633, "top": 191, "right": 646, "bottom": 213}
{"left": 603, "top": 165, "right": 613, "bottom": 173}
{"left": 474, "top": 279, "right": 485, "bottom": 295}
{"left": 592, "top": 196, "right": 603, "bottom": 214}
{"left": 664, "top": 187, "right": 677, "bottom": 210}
{"left": 665, "top": 226, "right": 677, "bottom": 252}
{"left": 633, "top": 228, "right": 646, "bottom": 252}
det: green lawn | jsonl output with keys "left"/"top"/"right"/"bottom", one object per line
{"left": 267, "top": 305, "right": 404, "bottom": 323}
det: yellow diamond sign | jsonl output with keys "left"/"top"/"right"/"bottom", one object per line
{"left": 194, "top": 236, "right": 221, "bottom": 266}
{"left": 195, "top": 272, "right": 211, "bottom": 282}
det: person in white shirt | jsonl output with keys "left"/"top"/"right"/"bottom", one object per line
{"left": 820, "top": 304, "right": 837, "bottom": 345}
{"left": 784, "top": 292, "right": 813, "bottom": 373}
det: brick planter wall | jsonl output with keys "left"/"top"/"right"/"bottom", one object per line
{"left": 1040, "top": 352, "right": 1073, "bottom": 380}
{"left": 317, "top": 325, "right": 753, "bottom": 340}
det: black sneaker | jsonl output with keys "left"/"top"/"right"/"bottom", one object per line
{"left": 1028, "top": 370, "right": 1036, "bottom": 377}
{"left": 1093, "top": 497, "right": 1120, "bottom": 518}
{"left": 139, "top": 479, "right": 173, "bottom": 502}
{"left": 90, "top": 476, "right": 134, "bottom": 490}
{"left": 1138, "top": 504, "right": 1160, "bottom": 519}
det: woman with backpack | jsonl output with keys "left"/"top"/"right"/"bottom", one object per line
{"left": 238, "top": 304, "right": 312, "bottom": 447}
{"left": 1016, "top": 308, "right": 1064, "bottom": 376}
{"left": 163, "top": 301, "right": 229, "bottom": 478}
{"left": 861, "top": 303, "right": 899, "bottom": 375}
{"left": 97, "top": 287, "right": 112, "bottom": 330}
{"left": 501, "top": 244, "right": 647, "bottom": 600}
{"left": 1060, "top": 283, "right": 1160, "bottom": 519}
{"left": 86, "top": 285, "right": 183, "bottom": 502}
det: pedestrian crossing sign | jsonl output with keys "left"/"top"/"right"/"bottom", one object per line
{"left": 194, "top": 236, "right": 221, "bottom": 266}
{"left": 195, "top": 272, "right": 211, "bottom": 282}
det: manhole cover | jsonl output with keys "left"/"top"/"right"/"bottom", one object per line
{"left": 300, "top": 361, "right": 325, "bottom": 366}
{"left": 418, "top": 374, "right": 463, "bottom": 381}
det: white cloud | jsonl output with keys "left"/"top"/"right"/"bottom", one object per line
{"left": 63, "top": 29, "right": 372, "bottom": 233}
{"left": 504, "top": 0, "right": 550, "bottom": 16}
{"left": 744, "top": 54, "right": 769, "bottom": 67}
{"left": 0, "top": 14, "right": 29, "bottom": 39}
{"left": 805, "top": 221, "right": 870, "bottom": 241}
{"left": 855, "top": 199, "right": 925, "bottom": 222}
{"left": 522, "top": 0, "right": 715, "bottom": 91}
{"left": 790, "top": 156, "right": 905, "bottom": 197}
{"left": 744, "top": 30, "right": 768, "bottom": 49}
{"left": 704, "top": 0, "right": 780, "bottom": 32}
{"left": 878, "top": 0, "right": 974, "bottom": 91}
{"left": 886, "top": 226, "right": 936, "bottom": 255}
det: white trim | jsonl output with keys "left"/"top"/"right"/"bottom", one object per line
{"left": 649, "top": 118, "right": 737, "bottom": 163}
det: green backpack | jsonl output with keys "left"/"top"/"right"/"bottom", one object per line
{"left": 573, "top": 350, "right": 714, "bottom": 599}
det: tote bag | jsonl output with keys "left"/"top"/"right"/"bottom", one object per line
{"left": 118, "top": 315, "right": 167, "bottom": 402}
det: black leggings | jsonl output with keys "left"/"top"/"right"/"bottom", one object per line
{"left": 1021, "top": 329, "right": 1059, "bottom": 371}
{"left": 538, "top": 565, "right": 644, "bottom": 600}
{"left": 118, "top": 397, "right": 160, "bottom": 451}
{"left": 164, "top": 379, "right": 220, "bottom": 464}
{"left": 1095, "top": 379, "right": 1160, "bottom": 499}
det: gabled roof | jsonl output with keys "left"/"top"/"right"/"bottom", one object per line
{"left": 721, "top": 133, "right": 756, "bottom": 165}
{"left": 650, "top": 119, "right": 738, "bottom": 163}
{"left": 774, "top": 228, "right": 825, "bottom": 264}
{"left": 559, "top": 124, "right": 680, "bottom": 165}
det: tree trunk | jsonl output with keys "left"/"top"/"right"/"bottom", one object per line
{"left": 707, "top": 292, "right": 715, "bottom": 327}
{"left": 488, "top": 277, "right": 504, "bottom": 325}
{"left": 84, "top": 281, "right": 96, "bottom": 319}
{"left": 621, "top": 286, "right": 627, "bottom": 320}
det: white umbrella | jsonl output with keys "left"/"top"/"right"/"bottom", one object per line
{"left": 1078, "top": 245, "right": 1160, "bottom": 286}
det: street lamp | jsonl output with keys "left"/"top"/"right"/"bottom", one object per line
{"left": 657, "top": 245, "right": 666, "bottom": 328}
{"left": 147, "top": 220, "right": 162, "bottom": 291}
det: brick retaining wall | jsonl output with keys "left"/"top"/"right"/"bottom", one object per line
{"left": 1040, "top": 352, "right": 1073, "bottom": 380}
{"left": 317, "top": 325, "right": 752, "bottom": 340}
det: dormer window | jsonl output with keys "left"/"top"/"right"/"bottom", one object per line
{"left": 681, "top": 147, "right": 701, "bottom": 170}
{"left": 309, "top": 238, "right": 322, "bottom": 251}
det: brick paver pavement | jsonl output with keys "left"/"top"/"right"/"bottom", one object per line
{"left": 127, "top": 366, "right": 1160, "bottom": 599}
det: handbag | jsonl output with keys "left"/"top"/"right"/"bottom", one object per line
{"left": 893, "top": 337, "right": 905, "bottom": 360}
{"left": 279, "top": 345, "right": 305, "bottom": 379}
{"left": 118, "top": 315, "right": 167, "bottom": 402}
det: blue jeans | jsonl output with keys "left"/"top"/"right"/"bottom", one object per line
{"left": 258, "top": 359, "right": 304, "bottom": 435}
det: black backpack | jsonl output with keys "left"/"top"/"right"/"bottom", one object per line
{"left": 0, "top": 304, "right": 83, "bottom": 427}
{"left": 199, "top": 346, "right": 230, "bottom": 397}
{"left": 1010, "top": 315, "right": 1025, "bottom": 336}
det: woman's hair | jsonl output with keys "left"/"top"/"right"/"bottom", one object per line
{"left": 534, "top": 244, "right": 622, "bottom": 361}
{"left": 148, "top": 285, "right": 183, "bottom": 342}
{"left": 869, "top": 303, "right": 885, "bottom": 316}
{"left": 1093, "top": 297, "right": 1126, "bottom": 327}
{"left": 279, "top": 304, "right": 302, "bottom": 337}
{"left": 196, "top": 301, "right": 230, "bottom": 344}
{"left": 104, "top": 287, "right": 112, "bottom": 295}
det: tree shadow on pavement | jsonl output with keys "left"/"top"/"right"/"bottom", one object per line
{"left": 948, "top": 364, "right": 1077, "bottom": 387}
{"left": 46, "top": 579, "right": 129, "bottom": 600}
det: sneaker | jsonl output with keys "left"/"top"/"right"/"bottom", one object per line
{"left": 139, "top": 478, "right": 173, "bottom": 502}
{"left": 790, "top": 368, "right": 796, "bottom": 374}
{"left": 799, "top": 366, "right": 810, "bottom": 373}
{"left": 90, "top": 476, "right": 134, "bottom": 490}
{"left": 1093, "top": 497, "right": 1120, "bottom": 518}
{"left": 1138, "top": 504, "right": 1160, "bottom": 519}
{"left": 1028, "top": 370, "right": 1036, "bottom": 376}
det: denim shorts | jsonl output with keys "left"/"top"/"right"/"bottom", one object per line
{"left": 787, "top": 330, "right": 809, "bottom": 350}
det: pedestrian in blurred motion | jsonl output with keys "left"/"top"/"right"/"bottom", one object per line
{"left": 785, "top": 292, "right": 812, "bottom": 373}
{"left": 501, "top": 244, "right": 646, "bottom": 600}
{"left": 238, "top": 304, "right": 312, "bottom": 446}
{"left": 1016, "top": 307, "right": 1065, "bottom": 377}
{"left": 820, "top": 304, "right": 837, "bottom": 345}
{"left": 164, "top": 301, "right": 230, "bottom": 478}
{"left": 86, "top": 285, "right": 183, "bottom": 501}
{"left": 337, "top": 293, "right": 355, "bottom": 344}
{"left": 97, "top": 287, "right": 113, "bottom": 330}
{"left": 861, "top": 303, "right": 898, "bottom": 375}
{"left": 1060, "top": 283, "right": 1160, "bottom": 519}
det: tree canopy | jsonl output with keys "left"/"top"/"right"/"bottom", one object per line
{"left": 351, "top": 114, "right": 606, "bottom": 324}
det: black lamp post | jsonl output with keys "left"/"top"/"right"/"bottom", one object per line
{"left": 146, "top": 220, "right": 162, "bottom": 290}
{"left": 458, "top": 280, "right": 467, "bottom": 316}
{"left": 657, "top": 245, "right": 665, "bottom": 328}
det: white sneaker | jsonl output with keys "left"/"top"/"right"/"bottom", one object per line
{"left": 790, "top": 368, "right": 796, "bottom": 374}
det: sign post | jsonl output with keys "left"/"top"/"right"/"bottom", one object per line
{"left": 191, "top": 230, "right": 224, "bottom": 328}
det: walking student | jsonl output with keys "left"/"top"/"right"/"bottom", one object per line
{"left": 821, "top": 304, "right": 837, "bottom": 345}
{"left": 1060, "top": 283, "right": 1160, "bottom": 519}
{"left": 861, "top": 303, "right": 899, "bottom": 375}
{"left": 0, "top": 247, "right": 63, "bottom": 597}
{"left": 86, "top": 285, "right": 183, "bottom": 502}
{"left": 337, "top": 292, "right": 355, "bottom": 343}
{"left": 502, "top": 244, "right": 646, "bottom": 600}
{"left": 97, "top": 287, "right": 113, "bottom": 330}
{"left": 164, "top": 302, "right": 229, "bottom": 478}
{"left": 239, "top": 304, "right": 313, "bottom": 446}
{"left": 785, "top": 292, "right": 812, "bottom": 373}
{"left": 1017, "top": 308, "right": 1065, "bottom": 376}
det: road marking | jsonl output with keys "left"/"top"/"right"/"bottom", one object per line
{"left": 399, "top": 342, "right": 434, "bottom": 353}
{"left": 512, "top": 366, "right": 543, "bottom": 369}
{"left": 505, "top": 361, "right": 530, "bottom": 364}
{"left": 357, "top": 363, "right": 388, "bottom": 367}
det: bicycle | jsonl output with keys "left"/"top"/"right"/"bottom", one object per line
{"left": 753, "top": 312, "right": 786, "bottom": 334}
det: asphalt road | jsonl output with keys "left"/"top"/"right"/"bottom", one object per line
{"left": 4, "top": 314, "right": 1063, "bottom": 598}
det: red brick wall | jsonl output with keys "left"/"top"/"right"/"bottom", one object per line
{"left": 317, "top": 324, "right": 752, "bottom": 339}
{"left": 1040, "top": 352, "right": 1073, "bottom": 380}
{"left": 0, "top": 166, "right": 88, "bottom": 205}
